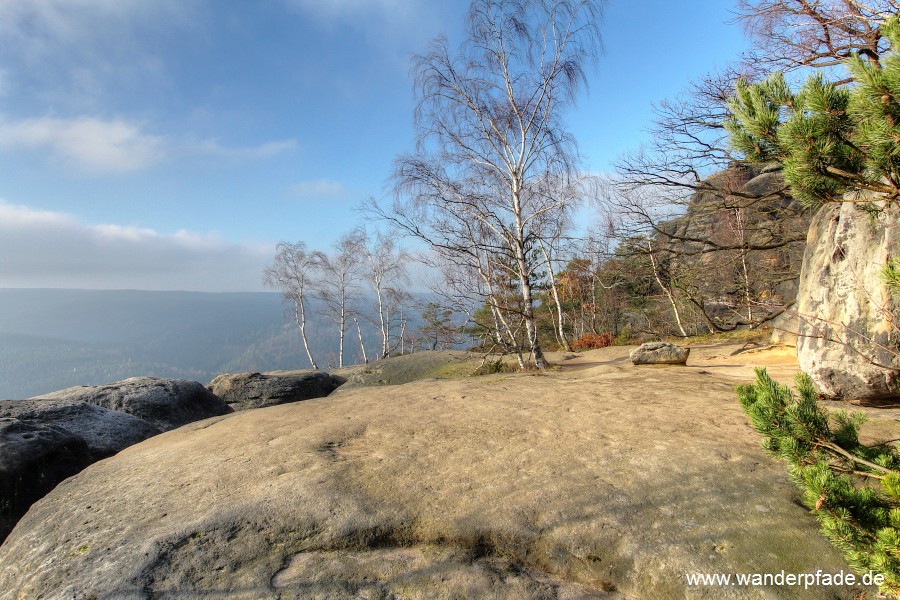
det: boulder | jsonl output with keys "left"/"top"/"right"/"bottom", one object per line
{"left": 33, "top": 376, "right": 232, "bottom": 431}
{"left": 796, "top": 202, "right": 900, "bottom": 400}
{"left": 208, "top": 370, "right": 341, "bottom": 411}
{"left": 629, "top": 341, "right": 690, "bottom": 365}
{"left": 0, "top": 419, "right": 91, "bottom": 541}
{"left": 768, "top": 310, "right": 800, "bottom": 346}
{"left": 0, "top": 400, "right": 161, "bottom": 461}
{"left": 0, "top": 346, "right": 867, "bottom": 598}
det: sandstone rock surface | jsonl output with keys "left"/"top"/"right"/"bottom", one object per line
{"left": 796, "top": 202, "right": 900, "bottom": 399}
{"left": 0, "top": 419, "right": 91, "bottom": 541}
{"left": 0, "top": 378, "right": 230, "bottom": 542}
{"left": 0, "top": 344, "right": 874, "bottom": 599}
{"left": 33, "top": 376, "right": 232, "bottom": 431}
{"left": 666, "top": 164, "right": 808, "bottom": 320}
{"left": 629, "top": 341, "right": 690, "bottom": 365}
{"left": 208, "top": 370, "right": 340, "bottom": 411}
{"left": 0, "top": 400, "right": 160, "bottom": 461}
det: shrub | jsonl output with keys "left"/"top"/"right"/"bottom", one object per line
{"left": 472, "top": 358, "right": 514, "bottom": 376}
{"left": 571, "top": 333, "right": 613, "bottom": 350}
{"left": 738, "top": 369, "right": 900, "bottom": 598}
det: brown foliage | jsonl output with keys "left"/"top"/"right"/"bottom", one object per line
{"left": 571, "top": 332, "right": 613, "bottom": 350}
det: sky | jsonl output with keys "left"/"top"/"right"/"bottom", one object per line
{"left": 0, "top": 0, "right": 750, "bottom": 292}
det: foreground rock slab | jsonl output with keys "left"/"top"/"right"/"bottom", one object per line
{"left": 208, "top": 370, "right": 341, "bottom": 411}
{"left": 629, "top": 341, "right": 690, "bottom": 365}
{"left": 0, "top": 345, "right": 869, "bottom": 599}
{"left": 33, "top": 376, "right": 232, "bottom": 431}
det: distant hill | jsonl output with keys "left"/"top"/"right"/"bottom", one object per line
{"left": 0, "top": 289, "right": 395, "bottom": 398}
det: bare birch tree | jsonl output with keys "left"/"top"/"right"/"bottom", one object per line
{"left": 388, "top": 0, "right": 601, "bottom": 369}
{"left": 313, "top": 232, "right": 364, "bottom": 369}
{"left": 263, "top": 241, "right": 320, "bottom": 370}
{"left": 358, "top": 229, "right": 409, "bottom": 359}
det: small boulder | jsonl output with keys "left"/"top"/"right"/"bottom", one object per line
{"left": 0, "top": 400, "right": 161, "bottom": 461}
{"left": 0, "top": 419, "right": 92, "bottom": 541}
{"left": 209, "top": 370, "right": 340, "bottom": 411}
{"left": 32, "top": 377, "right": 232, "bottom": 432}
{"left": 630, "top": 342, "right": 690, "bottom": 365}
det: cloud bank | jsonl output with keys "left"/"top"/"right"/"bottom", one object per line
{"left": 0, "top": 199, "right": 273, "bottom": 291}
{"left": 0, "top": 116, "right": 298, "bottom": 174}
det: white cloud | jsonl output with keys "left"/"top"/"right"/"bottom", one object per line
{"left": 0, "top": 199, "right": 273, "bottom": 292}
{"left": 0, "top": 0, "right": 193, "bottom": 112}
{"left": 290, "top": 178, "right": 346, "bottom": 198}
{"left": 0, "top": 116, "right": 166, "bottom": 173}
{"left": 0, "top": 199, "right": 73, "bottom": 227}
{"left": 189, "top": 138, "right": 298, "bottom": 160}
{"left": 0, "top": 115, "right": 301, "bottom": 174}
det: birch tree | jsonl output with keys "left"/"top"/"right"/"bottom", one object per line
{"left": 358, "top": 229, "right": 409, "bottom": 359}
{"left": 263, "top": 241, "right": 320, "bottom": 370}
{"left": 390, "top": 0, "right": 601, "bottom": 370}
{"left": 314, "top": 232, "right": 364, "bottom": 369}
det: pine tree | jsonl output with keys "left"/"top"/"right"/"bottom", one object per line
{"left": 739, "top": 369, "right": 900, "bottom": 598}
{"left": 725, "top": 16, "right": 900, "bottom": 207}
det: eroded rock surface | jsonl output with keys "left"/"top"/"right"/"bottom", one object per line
{"left": 0, "top": 400, "right": 160, "bottom": 461}
{"left": 0, "top": 419, "right": 91, "bottom": 541}
{"left": 208, "top": 370, "right": 340, "bottom": 411}
{"left": 796, "top": 202, "right": 900, "bottom": 400}
{"left": 0, "top": 345, "right": 872, "bottom": 599}
{"left": 33, "top": 376, "right": 232, "bottom": 431}
{"left": 0, "top": 377, "right": 229, "bottom": 543}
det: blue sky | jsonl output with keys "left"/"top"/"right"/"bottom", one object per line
{"left": 0, "top": 0, "right": 749, "bottom": 291}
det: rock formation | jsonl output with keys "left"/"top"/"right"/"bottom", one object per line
{"left": 0, "top": 419, "right": 92, "bottom": 541}
{"left": 629, "top": 341, "right": 690, "bottom": 365}
{"left": 331, "top": 350, "right": 483, "bottom": 391}
{"left": 208, "top": 370, "right": 341, "bottom": 411}
{"left": 664, "top": 164, "right": 810, "bottom": 324}
{"left": 795, "top": 201, "right": 900, "bottom": 400}
{"left": 33, "top": 376, "right": 232, "bottom": 431}
{"left": 0, "top": 376, "right": 232, "bottom": 544}
{"left": 0, "top": 400, "right": 160, "bottom": 461}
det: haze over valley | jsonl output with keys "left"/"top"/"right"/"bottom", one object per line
{"left": 0, "top": 289, "right": 400, "bottom": 398}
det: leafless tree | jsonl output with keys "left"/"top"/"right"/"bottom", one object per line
{"left": 357, "top": 228, "right": 410, "bottom": 359}
{"left": 313, "top": 232, "right": 365, "bottom": 369}
{"left": 382, "top": 286, "right": 413, "bottom": 356}
{"left": 535, "top": 211, "right": 574, "bottom": 351}
{"left": 736, "top": 0, "right": 900, "bottom": 75}
{"left": 263, "top": 241, "right": 320, "bottom": 370}
{"left": 388, "top": 0, "right": 601, "bottom": 369}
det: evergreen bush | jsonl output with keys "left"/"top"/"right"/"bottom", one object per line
{"left": 738, "top": 369, "right": 900, "bottom": 598}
